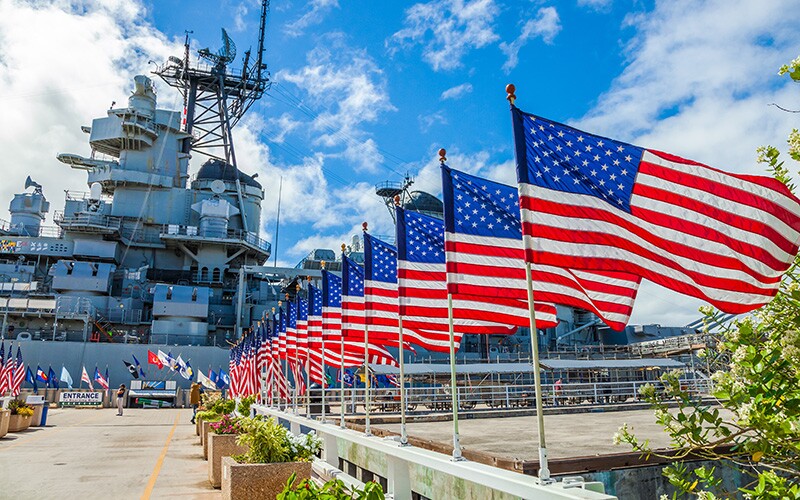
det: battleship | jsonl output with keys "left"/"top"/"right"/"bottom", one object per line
{"left": 0, "top": 1, "right": 699, "bottom": 393}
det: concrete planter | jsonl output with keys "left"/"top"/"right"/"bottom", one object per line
{"left": 208, "top": 433, "right": 249, "bottom": 488}
{"left": 196, "top": 417, "right": 202, "bottom": 436}
{"left": 0, "top": 409, "right": 9, "bottom": 438}
{"left": 202, "top": 420, "right": 213, "bottom": 459}
{"left": 8, "top": 414, "right": 32, "bottom": 433}
{"left": 221, "top": 457, "right": 311, "bottom": 500}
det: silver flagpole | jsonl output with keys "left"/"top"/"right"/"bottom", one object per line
{"left": 364, "top": 323, "right": 371, "bottom": 436}
{"left": 363, "top": 222, "right": 372, "bottom": 436}
{"left": 525, "top": 261, "right": 550, "bottom": 481}
{"left": 321, "top": 334, "right": 327, "bottom": 422}
{"left": 447, "top": 293, "right": 463, "bottom": 460}
{"left": 306, "top": 278, "right": 312, "bottom": 419}
{"left": 398, "top": 316, "right": 408, "bottom": 445}
{"left": 340, "top": 336, "right": 346, "bottom": 428}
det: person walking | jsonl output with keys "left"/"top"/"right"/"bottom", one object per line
{"left": 189, "top": 382, "right": 201, "bottom": 424}
{"left": 116, "top": 384, "right": 126, "bottom": 416}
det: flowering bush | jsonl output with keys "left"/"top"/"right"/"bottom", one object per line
{"left": 196, "top": 397, "right": 236, "bottom": 423}
{"left": 234, "top": 417, "right": 322, "bottom": 464}
{"left": 210, "top": 414, "right": 242, "bottom": 435}
{"left": 8, "top": 399, "right": 34, "bottom": 417}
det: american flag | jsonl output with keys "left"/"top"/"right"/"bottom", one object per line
{"left": 277, "top": 306, "right": 288, "bottom": 361}
{"left": 364, "top": 233, "right": 403, "bottom": 348}
{"left": 342, "top": 255, "right": 399, "bottom": 367}
{"left": 10, "top": 345, "right": 24, "bottom": 396}
{"left": 290, "top": 360, "right": 306, "bottom": 397}
{"left": 322, "top": 269, "right": 364, "bottom": 368}
{"left": 306, "top": 284, "right": 326, "bottom": 385}
{"left": 396, "top": 207, "right": 532, "bottom": 352}
{"left": 513, "top": 107, "right": 800, "bottom": 313}
{"left": 286, "top": 301, "right": 298, "bottom": 362}
{"left": 442, "top": 165, "right": 641, "bottom": 331}
{"left": 0, "top": 341, "right": 7, "bottom": 395}
{"left": 296, "top": 297, "right": 309, "bottom": 363}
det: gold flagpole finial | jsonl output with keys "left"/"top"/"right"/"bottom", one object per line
{"left": 341, "top": 243, "right": 347, "bottom": 253}
{"left": 320, "top": 260, "right": 326, "bottom": 270}
{"left": 362, "top": 221, "right": 368, "bottom": 232}
{"left": 438, "top": 148, "right": 447, "bottom": 164}
{"left": 506, "top": 84, "right": 516, "bottom": 106}
{"left": 393, "top": 195, "right": 401, "bottom": 207}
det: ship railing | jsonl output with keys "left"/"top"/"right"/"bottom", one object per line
{"left": 53, "top": 211, "right": 122, "bottom": 231}
{"left": 0, "top": 218, "right": 63, "bottom": 238}
{"left": 64, "top": 190, "right": 112, "bottom": 202}
{"left": 299, "top": 378, "right": 711, "bottom": 416}
{"left": 159, "top": 224, "right": 271, "bottom": 253}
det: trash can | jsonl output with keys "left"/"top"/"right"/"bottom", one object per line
{"left": 26, "top": 395, "right": 45, "bottom": 426}
{"left": 39, "top": 404, "right": 49, "bottom": 427}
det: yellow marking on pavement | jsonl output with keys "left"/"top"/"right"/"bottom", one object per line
{"left": 141, "top": 413, "right": 180, "bottom": 500}
{"left": 0, "top": 411, "right": 104, "bottom": 451}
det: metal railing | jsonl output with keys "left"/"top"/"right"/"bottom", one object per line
{"left": 53, "top": 211, "right": 122, "bottom": 232}
{"left": 291, "top": 378, "right": 711, "bottom": 416}
{"left": 159, "top": 224, "right": 271, "bottom": 253}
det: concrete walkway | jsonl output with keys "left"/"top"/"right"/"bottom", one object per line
{"left": 0, "top": 407, "right": 219, "bottom": 499}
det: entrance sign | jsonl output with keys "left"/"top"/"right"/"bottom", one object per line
{"left": 59, "top": 392, "right": 103, "bottom": 406}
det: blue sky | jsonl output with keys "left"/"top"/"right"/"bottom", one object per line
{"left": 2, "top": 0, "right": 800, "bottom": 326}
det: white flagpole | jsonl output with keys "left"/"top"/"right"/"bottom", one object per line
{"left": 525, "top": 261, "right": 550, "bottom": 481}
{"left": 339, "top": 336, "right": 346, "bottom": 428}
{"left": 447, "top": 293, "right": 463, "bottom": 460}
{"left": 364, "top": 322, "right": 371, "bottom": 436}
{"left": 398, "top": 316, "right": 408, "bottom": 445}
{"left": 321, "top": 325, "right": 327, "bottom": 422}
{"left": 362, "top": 223, "right": 372, "bottom": 436}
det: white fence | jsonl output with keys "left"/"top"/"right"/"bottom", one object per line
{"left": 254, "top": 404, "right": 617, "bottom": 500}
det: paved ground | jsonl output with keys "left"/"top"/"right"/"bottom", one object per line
{"left": 0, "top": 407, "right": 219, "bottom": 499}
{"left": 376, "top": 409, "right": 679, "bottom": 460}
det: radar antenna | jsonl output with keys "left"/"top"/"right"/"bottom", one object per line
{"left": 152, "top": 0, "right": 271, "bottom": 166}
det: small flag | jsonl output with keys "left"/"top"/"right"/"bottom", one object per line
{"left": 81, "top": 366, "right": 94, "bottom": 391}
{"left": 209, "top": 369, "right": 217, "bottom": 386}
{"left": 36, "top": 365, "right": 48, "bottom": 384}
{"left": 148, "top": 350, "right": 164, "bottom": 369}
{"left": 26, "top": 366, "right": 38, "bottom": 394}
{"left": 61, "top": 366, "right": 73, "bottom": 389}
{"left": 105, "top": 367, "right": 110, "bottom": 390}
{"left": 48, "top": 367, "right": 58, "bottom": 389}
{"left": 197, "top": 370, "right": 217, "bottom": 390}
{"left": 217, "top": 369, "right": 229, "bottom": 389}
{"left": 94, "top": 367, "right": 109, "bottom": 390}
{"left": 176, "top": 355, "right": 192, "bottom": 380}
{"left": 124, "top": 361, "right": 139, "bottom": 379}
{"left": 132, "top": 354, "right": 146, "bottom": 378}
{"left": 386, "top": 374, "right": 401, "bottom": 387}
{"left": 10, "top": 345, "right": 24, "bottom": 397}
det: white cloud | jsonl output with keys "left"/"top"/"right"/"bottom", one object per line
{"left": 279, "top": 34, "right": 396, "bottom": 172}
{"left": 440, "top": 83, "right": 473, "bottom": 100}
{"left": 572, "top": 0, "right": 800, "bottom": 325}
{"left": 500, "top": 7, "right": 561, "bottom": 73}
{"left": 419, "top": 110, "right": 448, "bottom": 132}
{"left": 577, "top": 0, "right": 612, "bottom": 11}
{"left": 284, "top": 0, "right": 339, "bottom": 37}
{"left": 0, "top": 0, "right": 182, "bottom": 224}
{"left": 389, "top": 0, "right": 500, "bottom": 71}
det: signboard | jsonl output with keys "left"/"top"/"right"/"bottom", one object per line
{"left": 142, "top": 380, "right": 166, "bottom": 390}
{"left": 26, "top": 395, "right": 45, "bottom": 404}
{"left": 59, "top": 392, "right": 103, "bottom": 406}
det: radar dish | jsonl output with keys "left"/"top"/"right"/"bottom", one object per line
{"left": 198, "top": 28, "right": 237, "bottom": 66}
{"left": 210, "top": 179, "right": 226, "bottom": 194}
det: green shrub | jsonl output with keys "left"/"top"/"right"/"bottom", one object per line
{"left": 278, "top": 472, "right": 385, "bottom": 499}
{"left": 8, "top": 399, "right": 33, "bottom": 417}
{"left": 234, "top": 417, "right": 321, "bottom": 464}
{"left": 237, "top": 395, "right": 256, "bottom": 416}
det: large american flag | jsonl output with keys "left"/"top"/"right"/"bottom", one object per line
{"left": 512, "top": 107, "right": 800, "bottom": 313}
{"left": 286, "top": 301, "right": 298, "bottom": 362}
{"left": 342, "top": 255, "right": 399, "bottom": 367}
{"left": 442, "top": 165, "right": 641, "bottom": 331}
{"left": 396, "top": 207, "right": 533, "bottom": 352}
{"left": 277, "top": 306, "right": 288, "bottom": 361}
{"left": 296, "top": 297, "right": 309, "bottom": 363}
